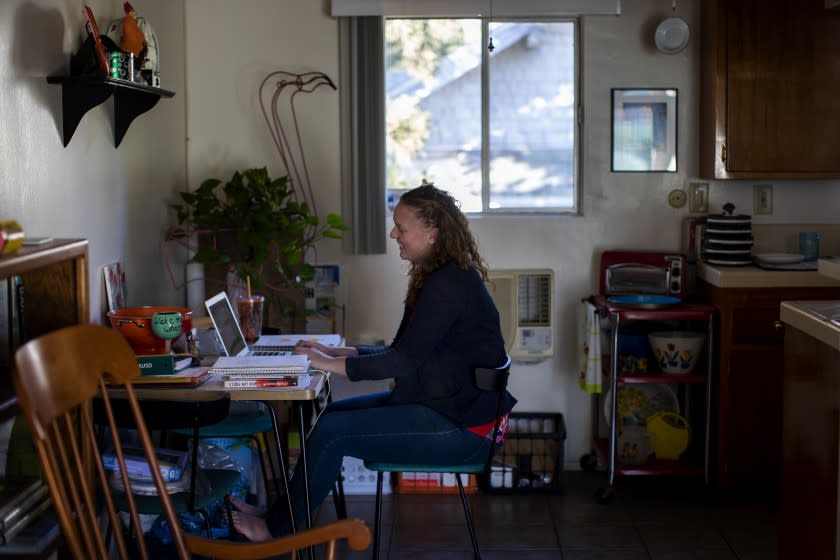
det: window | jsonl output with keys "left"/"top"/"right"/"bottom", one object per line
{"left": 385, "top": 19, "right": 579, "bottom": 213}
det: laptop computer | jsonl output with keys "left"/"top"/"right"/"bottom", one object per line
{"left": 204, "top": 291, "right": 340, "bottom": 366}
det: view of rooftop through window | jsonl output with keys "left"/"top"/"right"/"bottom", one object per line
{"left": 386, "top": 19, "right": 578, "bottom": 213}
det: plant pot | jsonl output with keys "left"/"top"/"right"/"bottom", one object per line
{"left": 198, "top": 230, "right": 254, "bottom": 263}
{"left": 265, "top": 286, "right": 306, "bottom": 333}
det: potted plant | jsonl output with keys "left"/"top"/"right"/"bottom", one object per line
{"left": 168, "top": 167, "right": 348, "bottom": 331}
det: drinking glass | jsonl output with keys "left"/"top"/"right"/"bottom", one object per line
{"left": 237, "top": 295, "right": 265, "bottom": 343}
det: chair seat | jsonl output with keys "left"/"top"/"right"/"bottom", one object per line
{"left": 364, "top": 461, "right": 486, "bottom": 475}
{"left": 113, "top": 468, "right": 241, "bottom": 515}
{"left": 170, "top": 409, "right": 273, "bottom": 438}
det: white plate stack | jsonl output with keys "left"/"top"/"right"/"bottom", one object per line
{"left": 702, "top": 203, "right": 753, "bottom": 266}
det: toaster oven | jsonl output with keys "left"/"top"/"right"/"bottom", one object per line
{"left": 599, "top": 250, "right": 687, "bottom": 299}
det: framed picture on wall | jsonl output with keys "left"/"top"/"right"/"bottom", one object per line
{"left": 611, "top": 88, "right": 678, "bottom": 172}
{"left": 103, "top": 262, "right": 126, "bottom": 312}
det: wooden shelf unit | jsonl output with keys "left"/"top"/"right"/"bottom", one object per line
{"left": 46, "top": 76, "right": 174, "bottom": 148}
{"left": 0, "top": 239, "right": 88, "bottom": 556}
{"left": 0, "top": 239, "right": 88, "bottom": 419}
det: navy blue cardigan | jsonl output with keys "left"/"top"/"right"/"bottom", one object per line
{"left": 345, "top": 263, "right": 516, "bottom": 427}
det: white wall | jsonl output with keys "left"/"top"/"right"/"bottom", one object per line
{"left": 182, "top": 0, "right": 840, "bottom": 468}
{"left": 4, "top": 0, "right": 839, "bottom": 469}
{"left": 0, "top": 0, "right": 186, "bottom": 320}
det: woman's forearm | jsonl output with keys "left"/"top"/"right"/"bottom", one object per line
{"left": 316, "top": 355, "right": 347, "bottom": 376}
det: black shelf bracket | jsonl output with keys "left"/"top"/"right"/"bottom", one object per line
{"left": 47, "top": 76, "right": 175, "bottom": 148}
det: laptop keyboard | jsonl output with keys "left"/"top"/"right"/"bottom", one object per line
{"left": 251, "top": 345, "right": 295, "bottom": 356}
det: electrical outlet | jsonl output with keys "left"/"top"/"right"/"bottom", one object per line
{"left": 688, "top": 183, "right": 709, "bottom": 213}
{"left": 753, "top": 184, "right": 773, "bottom": 214}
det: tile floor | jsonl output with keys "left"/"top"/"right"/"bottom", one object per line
{"left": 312, "top": 471, "right": 779, "bottom": 560}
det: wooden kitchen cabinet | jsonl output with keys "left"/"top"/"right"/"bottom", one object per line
{"left": 780, "top": 323, "right": 840, "bottom": 560}
{"left": 700, "top": 0, "right": 840, "bottom": 179}
{"left": 698, "top": 282, "right": 840, "bottom": 492}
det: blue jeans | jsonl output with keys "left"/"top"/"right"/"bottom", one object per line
{"left": 265, "top": 391, "right": 492, "bottom": 536}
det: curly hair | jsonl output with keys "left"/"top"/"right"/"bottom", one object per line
{"left": 398, "top": 184, "right": 489, "bottom": 308}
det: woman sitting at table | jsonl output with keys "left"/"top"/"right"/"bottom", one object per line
{"left": 229, "top": 183, "right": 516, "bottom": 540}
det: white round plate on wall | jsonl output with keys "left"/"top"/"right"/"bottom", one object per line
{"left": 655, "top": 17, "right": 690, "bottom": 54}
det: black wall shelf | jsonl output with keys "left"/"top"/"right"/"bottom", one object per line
{"left": 46, "top": 76, "right": 175, "bottom": 148}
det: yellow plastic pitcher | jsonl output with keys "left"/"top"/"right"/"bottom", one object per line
{"left": 646, "top": 411, "right": 691, "bottom": 460}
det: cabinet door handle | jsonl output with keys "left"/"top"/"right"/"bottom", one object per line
{"left": 772, "top": 320, "right": 784, "bottom": 331}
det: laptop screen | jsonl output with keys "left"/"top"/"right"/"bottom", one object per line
{"left": 205, "top": 292, "right": 248, "bottom": 357}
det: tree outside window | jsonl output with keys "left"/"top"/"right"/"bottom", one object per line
{"left": 386, "top": 19, "right": 578, "bottom": 213}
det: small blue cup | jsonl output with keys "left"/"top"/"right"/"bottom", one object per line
{"left": 799, "top": 232, "right": 820, "bottom": 262}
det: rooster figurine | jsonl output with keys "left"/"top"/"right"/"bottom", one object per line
{"left": 120, "top": 2, "right": 146, "bottom": 59}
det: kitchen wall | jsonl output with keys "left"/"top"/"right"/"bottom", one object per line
{"left": 0, "top": 0, "right": 186, "bottom": 319}
{"left": 3, "top": 0, "right": 840, "bottom": 468}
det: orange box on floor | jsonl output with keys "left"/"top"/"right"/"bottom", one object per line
{"left": 396, "top": 472, "right": 478, "bottom": 494}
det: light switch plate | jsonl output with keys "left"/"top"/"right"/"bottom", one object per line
{"left": 688, "top": 183, "right": 709, "bottom": 214}
{"left": 753, "top": 184, "right": 773, "bottom": 214}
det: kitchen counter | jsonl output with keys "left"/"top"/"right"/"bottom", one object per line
{"left": 697, "top": 261, "right": 840, "bottom": 288}
{"left": 780, "top": 301, "right": 840, "bottom": 352}
{"left": 818, "top": 257, "right": 840, "bottom": 281}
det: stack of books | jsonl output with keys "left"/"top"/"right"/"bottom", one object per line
{"left": 136, "top": 354, "right": 194, "bottom": 376}
{"left": 102, "top": 446, "right": 191, "bottom": 495}
{"left": 209, "top": 353, "right": 311, "bottom": 389}
{"left": 105, "top": 354, "right": 211, "bottom": 387}
{"left": 0, "top": 477, "right": 50, "bottom": 545}
{"left": 218, "top": 370, "right": 311, "bottom": 389}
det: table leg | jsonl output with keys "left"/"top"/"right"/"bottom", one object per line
{"left": 297, "top": 402, "right": 314, "bottom": 560}
{"left": 297, "top": 402, "right": 313, "bottom": 529}
{"left": 264, "top": 401, "right": 296, "bottom": 533}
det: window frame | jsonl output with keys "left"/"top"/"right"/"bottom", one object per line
{"left": 385, "top": 16, "right": 582, "bottom": 216}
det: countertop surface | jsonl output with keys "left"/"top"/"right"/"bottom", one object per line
{"left": 698, "top": 260, "right": 840, "bottom": 288}
{"left": 780, "top": 301, "right": 840, "bottom": 352}
{"left": 818, "top": 257, "right": 840, "bottom": 281}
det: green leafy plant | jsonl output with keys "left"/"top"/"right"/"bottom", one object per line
{"left": 169, "top": 167, "right": 348, "bottom": 290}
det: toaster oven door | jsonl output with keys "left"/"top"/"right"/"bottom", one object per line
{"left": 605, "top": 264, "right": 669, "bottom": 295}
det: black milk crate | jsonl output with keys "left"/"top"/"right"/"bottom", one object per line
{"left": 480, "top": 412, "right": 566, "bottom": 494}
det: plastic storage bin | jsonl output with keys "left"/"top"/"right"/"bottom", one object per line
{"left": 340, "top": 456, "right": 391, "bottom": 495}
{"left": 481, "top": 412, "right": 566, "bottom": 494}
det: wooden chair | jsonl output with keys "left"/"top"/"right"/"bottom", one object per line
{"left": 364, "top": 355, "right": 512, "bottom": 560}
{"left": 13, "top": 324, "right": 371, "bottom": 560}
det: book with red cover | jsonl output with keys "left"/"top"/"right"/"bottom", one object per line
{"left": 83, "top": 5, "right": 109, "bottom": 75}
{"left": 223, "top": 377, "right": 301, "bottom": 389}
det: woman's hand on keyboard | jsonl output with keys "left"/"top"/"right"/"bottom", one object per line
{"left": 293, "top": 340, "right": 358, "bottom": 358}
{"left": 293, "top": 344, "right": 348, "bottom": 376}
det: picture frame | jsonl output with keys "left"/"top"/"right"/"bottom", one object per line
{"left": 103, "top": 262, "right": 126, "bottom": 312}
{"left": 611, "top": 88, "right": 678, "bottom": 172}
{"left": 83, "top": 5, "right": 110, "bottom": 76}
